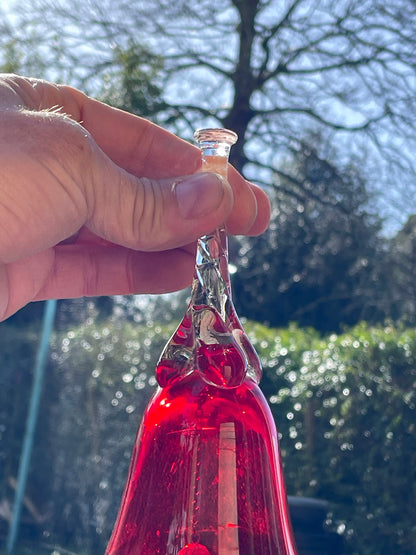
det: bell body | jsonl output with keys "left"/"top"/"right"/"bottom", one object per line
{"left": 106, "top": 372, "right": 296, "bottom": 555}
{"left": 106, "top": 129, "right": 298, "bottom": 554}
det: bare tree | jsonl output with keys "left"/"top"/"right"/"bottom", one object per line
{"left": 3, "top": 0, "right": 416, "bottom": 226}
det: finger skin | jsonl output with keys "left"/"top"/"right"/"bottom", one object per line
{"left": 69, "top": 87, "right": 270, "bottom": 235}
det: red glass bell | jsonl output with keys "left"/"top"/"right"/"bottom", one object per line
{"left": 105, "top": 129, "right": 298, "bottom": 555}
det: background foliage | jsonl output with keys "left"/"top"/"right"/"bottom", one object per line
{"left": 1, "top": 1, "right": 416, "bottom": 554}
{"left": 1, "top": 313, "right": 415, "bottom": 554}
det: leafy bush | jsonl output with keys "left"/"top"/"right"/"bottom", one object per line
{"left": 248, "top": 322, "right": 416, "bottom": 555}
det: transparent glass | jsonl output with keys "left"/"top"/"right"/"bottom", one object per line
{"left": 105, "top": 129, "right": 298, "bottom": 555}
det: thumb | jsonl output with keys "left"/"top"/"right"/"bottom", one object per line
{"left": 87, "top": 166, "right": 234, "bottom": 251}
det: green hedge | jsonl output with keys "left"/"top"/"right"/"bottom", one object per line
{"left": 248, "top": 322, "right": 416, "bottom": 555}
{"left": 1, "top": 319, "right": 415, "bottom": 554}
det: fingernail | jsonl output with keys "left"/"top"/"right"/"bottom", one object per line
{"left": 174, "top": 172, "right": 225, "bottom": 219}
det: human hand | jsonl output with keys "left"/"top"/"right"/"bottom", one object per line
{"left": 0, "top": 74, "right": 270, "bottom": 321}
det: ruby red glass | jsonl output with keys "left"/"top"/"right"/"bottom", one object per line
{"left": 105, "top": 129, "right": 298, "bottom": 555}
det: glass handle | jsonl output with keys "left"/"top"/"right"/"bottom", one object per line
{"left": 156, "top": 129, "right": 261, "bottom": 389}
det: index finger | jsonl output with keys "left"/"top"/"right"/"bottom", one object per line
{"left": 74, "top": 93, "right": 270, "bottom": 235}
{"left": 1, "top": 75, "right": 270, "bottom": 235}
